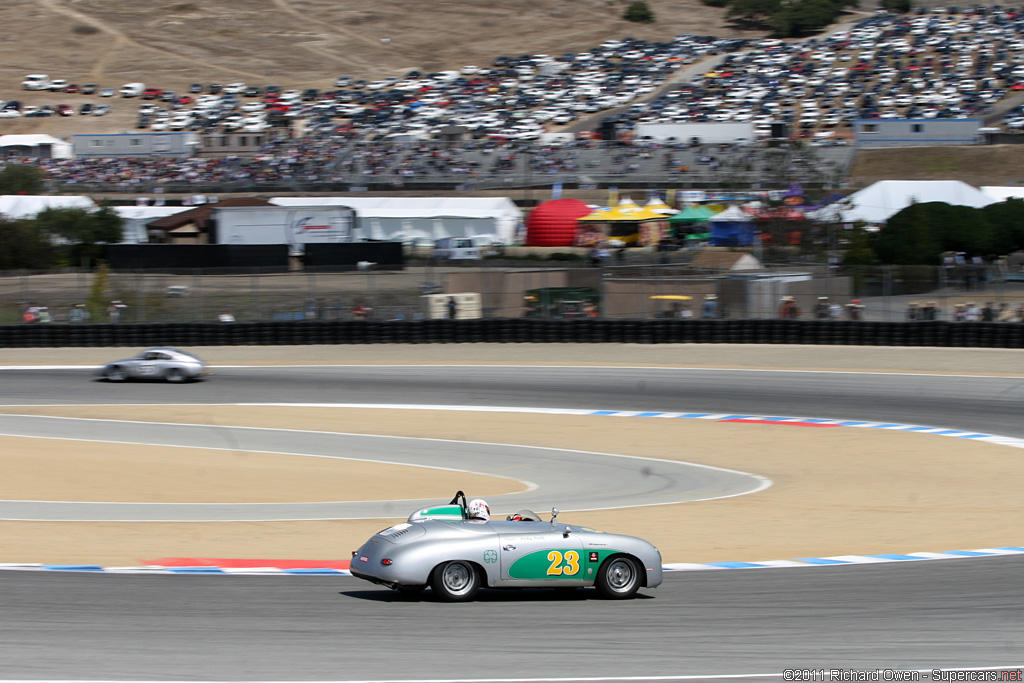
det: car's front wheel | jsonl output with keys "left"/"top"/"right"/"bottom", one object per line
{"left": 165, "top": 368, "right": 185, "bottom": 383}
{"left": 430, "top": 561, "right": 480, "bottom": 602}
{"left": 105, "top": 366, "right": 127, "bottom": 382}
{"left": 595, "top": 555, "right": 641, "bottom": 600}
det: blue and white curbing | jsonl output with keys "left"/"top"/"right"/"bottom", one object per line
{"left": 233, "top": 403, "right": 1024, "bottom": 449}
{"left": 2, "top": 548, "right": 1024, "bottom": 575}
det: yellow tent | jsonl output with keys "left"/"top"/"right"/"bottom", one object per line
{"left": 644, "top": 198, "right": 676, "bottom": 215}
{"left": 579, "top": 198, "right": 665, "bottom": 222}
{"left": 578, "top": 198, "right": 669, "bottom": 245}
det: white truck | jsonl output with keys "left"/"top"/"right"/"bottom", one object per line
{"left": 212, "top": 205, "right": 357, "bottom": 253}
{"left": 22, "top": 74, "right": 51, "bottom": 90}
{"left": 119, "top": 82, "right": 145, "bottom": 97}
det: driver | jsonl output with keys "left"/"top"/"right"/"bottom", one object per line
{"left": 466, "top": 498, "right": 490, "bottom": 522}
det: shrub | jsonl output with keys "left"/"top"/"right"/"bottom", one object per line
{"left": 880, "top": 0, "right": 912, "bottom": 13}
{"left": 623, "top": 1, "right": 655, "bottom": 23}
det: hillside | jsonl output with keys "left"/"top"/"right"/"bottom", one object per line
{"left": 848, "top": 146, "right": 1024, "bottom": 190}
{"left": 0, "top": 0, "right": 748, "bottom": 137}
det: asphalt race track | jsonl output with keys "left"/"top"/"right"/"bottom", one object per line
{"left": 1, "top": 363, "right": 1023, "bottom": 681}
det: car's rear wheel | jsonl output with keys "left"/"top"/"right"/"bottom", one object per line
{"left": 595, "top": 555, "right": 641, "bottom": 600}
{"left": 430, "top": 561, "right": 480, "bottom": 602}
{"left": 105, "top": 366, "right": 126, "bottom": 382}
{"left": 165, "top": 368, "right": 185, "bottom": 383}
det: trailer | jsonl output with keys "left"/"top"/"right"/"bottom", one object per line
{"left": 212, "top": 205, "right": 357, "bottom": 253}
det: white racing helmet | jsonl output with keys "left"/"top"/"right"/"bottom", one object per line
{"left": 467, "top": 498, "right": 491, "bottom": 521}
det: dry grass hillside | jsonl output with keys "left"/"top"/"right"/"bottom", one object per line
{"left": 848, "top": 146, "right": 1024, "bottom": 190}
{"left": 0, "top": 0, "right": 748, "bottom": 135}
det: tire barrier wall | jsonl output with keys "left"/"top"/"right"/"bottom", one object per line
{"left": 2, "top": 320, "right": 1023, "bottom": 349}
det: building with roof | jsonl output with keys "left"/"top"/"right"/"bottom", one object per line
{"left": 145, "top": 197, "right": 273, "bottom": 244}
{"left": 0, "top": 134, "right": 73, "bottom": 159}
{"left": 72, "top": 132, "right": 200, "bottom": 157}
{"left": 853, "top": 120, "right": 982, "bottom": 148}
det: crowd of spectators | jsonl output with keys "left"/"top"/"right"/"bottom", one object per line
{"left": 25, "top": 135, "right": 852, "bottom": 192}
{"left": 12, "top": 6, "right": 1024, "bottom": 192}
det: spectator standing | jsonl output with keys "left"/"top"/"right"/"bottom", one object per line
{"left": 22, "top": 305, "right": 40, "bottom": 323}
{"left": 981, "top": 302, "right": 995, "bottom": 322}
{"left": 845, "top": 299, "right": 864, "bottom": 320}
{"left": 702, "top": 294, "right": 718, "bottom": 318}
{"left": 107, "top": 301, "right": 126, "bottom": 325}
{"left": 447, "top": 296, "right": 458, "bottom": 319}
{"left": 815, "top": 296, "right": 830, "bottom": 319}
{"left": 779, "top": 296, "right": 800, "bottom": 319}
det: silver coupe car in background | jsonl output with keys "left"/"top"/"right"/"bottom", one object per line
{"left": 350, "top": 491, "right": 663, "bottom": 601}
{"left": 97, "top": 347, "right": 208, "bottom": 383}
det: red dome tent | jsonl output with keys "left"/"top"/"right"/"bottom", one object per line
{"left": 525, "top": 199, "right": 592, "bottom": 247}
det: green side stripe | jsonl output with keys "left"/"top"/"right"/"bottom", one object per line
{"left": 508, "top": 549, "right": 624, "bottom": 580}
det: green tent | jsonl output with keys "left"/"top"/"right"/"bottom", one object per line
{"left": 667, "top": 206, "right": 714, "bottom": 223}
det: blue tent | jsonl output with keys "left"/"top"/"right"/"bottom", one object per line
{"left": 707, "top": 206, "right": 755, "bottom": 247}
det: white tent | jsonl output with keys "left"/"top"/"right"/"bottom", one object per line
{"left": 980, "top": 186, "right": 1024, "bottom": 202}
{"left": 0, "top": 134, "right": 73, "bottom": 159}
{"left": 271, "top": 196, "right": 523, "bottom": 244}
{"left": 810, "top": 180, "right": 997, "bottom": 224}
{"left": 0, "top": 194, "right": 95, "bottom": 219}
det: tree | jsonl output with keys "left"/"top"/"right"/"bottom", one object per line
{"left": 0, "top": 216, "right": 54, "bottom": 270}
{"left": 773, "top": 0, "right": 842, "bottom": 36}
{"left": 623, "top": 1, "right": 655, "bottom": 23}
{"left": 840, "top": 224, "right": 880, "bottom": 265}
{"left": 727, "top": 0, "right": 781, "bottom": 29}
{"left": 86, "top": 261, "right": 110, "bottom": 321}
{"left": 875, "top": 202, "right": 991, "bottom": 264}
{"left": 0, "top": 164, "right": 45, "bottom": 195}
{"left": 980, "top": 198, "right": 1024, "bottom": 255}
{"left": 34, "top": 203, "right": 123, "bottom": 266}
{"left": 880, "top": 0, "right": 911, "bottom": 13}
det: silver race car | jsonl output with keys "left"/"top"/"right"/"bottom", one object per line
{"left": 97, "top": 347, "right": 208, "bottom": 383}
{"left": 350, "top": 491, "right": 663, "bottom": 601}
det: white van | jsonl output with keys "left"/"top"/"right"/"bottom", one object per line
{"left": 434, "top": 237, "right": 481, "bottom": 260}
{"left": 22, "top": 74, "right": 50, "bottom": 90}
{"left": 119, "top": 82, "right": 145, "bottom": 97}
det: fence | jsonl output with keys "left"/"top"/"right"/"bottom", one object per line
{"left": 1, "top": 319, "right": 1022, "bottom": 349}
{"left": 2, "top": 262, "right": 1023, "bottom": 325}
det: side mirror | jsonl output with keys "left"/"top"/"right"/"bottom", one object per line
{"left": 550, "top": 507, "right": 559, "bottom": 526}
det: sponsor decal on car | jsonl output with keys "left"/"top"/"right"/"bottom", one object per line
{"left": 508, "top": 549, "right": 623, "bottom": 580}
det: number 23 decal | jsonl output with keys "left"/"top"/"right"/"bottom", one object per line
{"left": 546, "top": 550, "right": 580, "bottom": 576}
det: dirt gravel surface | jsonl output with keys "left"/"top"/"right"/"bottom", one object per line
{"left": 1, "top": 343, "right": 1022, "bottom": 566}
